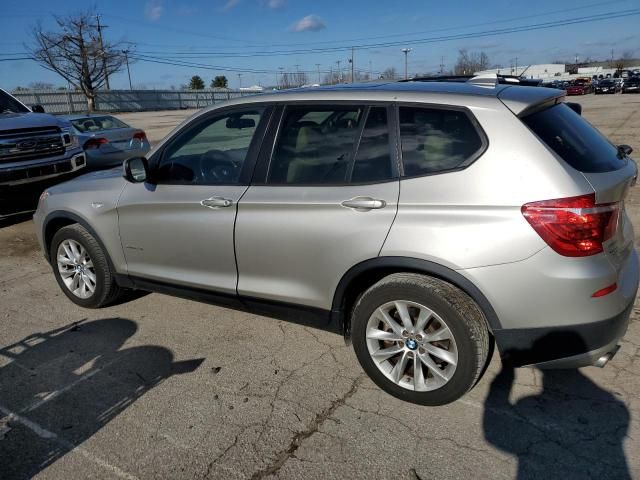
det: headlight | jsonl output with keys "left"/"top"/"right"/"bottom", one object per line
{"left": 62, "top": 129, "right": 79, "bottom": 149}
{"left": 38, "top": 190, "right": 50, "bottom": 206}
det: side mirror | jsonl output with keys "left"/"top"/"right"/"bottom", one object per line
{"left": 123, "top": 157, "right": 149, "bottom": 183}
{"left": 31, "top": 104, "right": 45, "bottom": 113}
{"left": 619, "top": 145, "right": 633, "bottom": 156}
{"left": 566, "top": 102, "right": 582, "bottom": 116}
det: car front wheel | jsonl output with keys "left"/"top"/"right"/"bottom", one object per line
{"left": 351, "top": 273, "right": 491, "bottom": 405}
{"left": 51, "top": 223, "right": 123, "bottom": 308}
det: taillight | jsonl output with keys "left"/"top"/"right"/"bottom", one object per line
{"left": 133, "top": 131, "right": 147, "bottom": 141}
{"left": 522, "top": 193, "right": 620, "bottom": 257}
{"left": 83, "top": 137, "right": 109, "bottom": 149}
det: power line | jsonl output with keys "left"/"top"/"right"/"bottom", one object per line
{"left": 128, "top": 9, "right": 640, "bottom": 58}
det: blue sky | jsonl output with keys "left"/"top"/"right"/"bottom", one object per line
{"left": 1, "top": 0, "right": 638, "bottom": 89}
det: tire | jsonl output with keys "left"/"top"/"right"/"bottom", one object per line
{"left": 50, "top": 223, "right": 124, "bottom": 308}
{"left": 351, "top": 273, "right": 491, "bottom": 406}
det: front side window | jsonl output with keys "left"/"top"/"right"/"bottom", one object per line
{"left": 399, "top": 106, "right": 483, "bottom": 176}
{"left": 156, "top": 109, "right": 262, "bottom": 185}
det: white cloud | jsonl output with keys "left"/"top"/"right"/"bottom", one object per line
{"left": 222, "top": 0, "right": 241, "bottom": 11}
{"left": 144, "top": 0, "right": 164, "bottom": 21}
{"left": 290, "top": 14, "right": 326, "bottom": 33}
{"left": 267, "top": 0, "right": 285, "bottom": 9}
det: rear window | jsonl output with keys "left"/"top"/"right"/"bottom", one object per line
{"left": 71, "top": 116, "right": 128, "bottom": 133}
{"left": 523, "top": 104, "right": 626, "bottom": 173}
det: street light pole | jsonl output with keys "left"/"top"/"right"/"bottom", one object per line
{"left": 122, "top": 50, "right": 132, "bottom": 90}
{"left": 238, "top": 73, "right": 242, "bottom": 89}
{"left": 315, "top": 63, "right": 321, "bottom": 84}
{"left": 351, "top": 46, "right": 355, "bottom": 83}
{"left": 401, "top": 48, "right": 412, "bottom": 80}
{"left": 95, "top": 14, "right": 110, "bottom": 90}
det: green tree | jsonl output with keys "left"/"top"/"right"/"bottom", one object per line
{"left": 211, "top": 75, "right": 228, "bottom": 88}
{"left": 189, "top": 75, "right": 205, "bottom": 90}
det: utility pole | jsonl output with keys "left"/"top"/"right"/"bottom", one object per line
{"left": 95, "top": 14, "right": 110, "bottom": 90}
{"left": 278, "top": 67, "right": 284, "bottom": 88}
{"left": 122, "top": 50, "right": 132, "bottom": 90}
{"left": 439, "top": 56, "right": 445, "bottom": 75}
{"left": 350, "top": 47, "right": 355, "bottom": 83}
{"left": 336, "top": 60, "right": 342, "bottom": 83}
{"left": 401, "top": 48, "right": 411, "bottom": 80}
{"left": 237, "top": 73, "right": 242, "bottom": 89}
{"left": 515, "top": 57, "right": 518, "bottom": 76}
{"left": 315, "top": 63, "right": 321, "bottom": 84}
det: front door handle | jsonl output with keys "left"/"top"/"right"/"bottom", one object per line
{"left": 200, "top": 196, "right": 233, "bottom": 209}
{"left": 341, "top": 197, "right": 386, "bottom": 211}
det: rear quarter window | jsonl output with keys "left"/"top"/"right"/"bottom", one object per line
{"left": 522, "top": 104, "right": 626, "bottom": 173}
{"left": 399, "top": 106, "right": 484, "bottom": 177}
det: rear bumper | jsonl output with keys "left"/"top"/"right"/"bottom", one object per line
{"left": 493, "top": 301, "right": 633, "bottom": 367}
{"left": 462, "top": 245, "right": 639, "bottom": 368}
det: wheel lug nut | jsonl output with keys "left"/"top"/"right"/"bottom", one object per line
{"left": 402, "top": 330, "right": 409, "bottom": 337}
{"left": 415, "top": 334, "right": 422, "bottom": 341}
{"left": 418, "top": 347, "right": 426, "bottom": 354}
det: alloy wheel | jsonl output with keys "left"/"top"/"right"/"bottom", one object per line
{"left": 366, "top": 300, "right": 458, "bottom": 392}
{"left": 56, "top": 239, "right": 97, "bottom": 299}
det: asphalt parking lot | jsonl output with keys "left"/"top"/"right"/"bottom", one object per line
{"left": 1, "top": 93, "right": 640, "bottom": 479}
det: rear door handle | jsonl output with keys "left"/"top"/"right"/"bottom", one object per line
{"left": 341, "top": 197, "right": 386, "bottom": 211}
{"left": 200, "top": 196, "right": 233, "bottom": 209}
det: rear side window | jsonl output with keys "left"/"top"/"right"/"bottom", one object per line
{"left": 399, "top": 106, "right": 483, "bottom": 176}
{"left": 523, "top": 104, "right": 625, "bottom": 173}
{"left": 268, "top": 105, "right": 396, "bottom": 185}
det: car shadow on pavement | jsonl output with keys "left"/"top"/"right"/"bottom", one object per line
{"left": 483, "top": 333, "right": 631, "bottom": 480}
{"left": 0, "top": 318, "right": 204, "bottom": 480}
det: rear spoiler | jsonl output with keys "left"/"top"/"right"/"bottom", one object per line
{"left": 497, "top": 85, "right": 566, "bottom": 117}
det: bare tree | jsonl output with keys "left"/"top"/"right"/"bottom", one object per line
{"left": 29, "top": 10, "right": 127, "bottom": 111}
{"left": 453, "top": 49, "right": 490, "bottom": 75}
{"left": 381, "top": 67, "right": 398, "bottom": 80}
{"left": 279, "top": 71, "right": 308, "bottom": 89}
{"left": 28, "top": 81, "right": 56, "bottom": 90}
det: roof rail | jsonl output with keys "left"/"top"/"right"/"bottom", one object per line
{"left": 466, "top": 73, "right": 498, "bottom": 87}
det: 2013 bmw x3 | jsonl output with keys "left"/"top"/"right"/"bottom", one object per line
{"left": 34, "top": 76, "right": 639, "bottom": 405}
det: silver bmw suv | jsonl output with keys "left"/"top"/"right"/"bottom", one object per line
{"left": 33, "top": 76, "right": 639, "bottom": 405}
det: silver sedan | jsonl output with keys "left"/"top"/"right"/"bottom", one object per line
{"left": 64, "top": 114, "right": 151, "bottom": 169}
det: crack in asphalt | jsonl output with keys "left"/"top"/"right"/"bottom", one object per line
{"left": 249, "top": 374, "right": 366, "bottom": 480}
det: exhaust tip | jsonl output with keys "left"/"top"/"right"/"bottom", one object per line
{"left": 595, "top": 345, "right": 621, "bottom": 368}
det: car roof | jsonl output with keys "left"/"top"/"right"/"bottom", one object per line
{"left": 202, "top": 80, "right": 563, "bottom": 117}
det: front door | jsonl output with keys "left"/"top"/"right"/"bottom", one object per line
{"left": 118, "top": 107, "right": 269, "bottom": 293}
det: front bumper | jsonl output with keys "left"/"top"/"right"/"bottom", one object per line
{"left": 0, "top": 152, "right": 86, "bottom": 186}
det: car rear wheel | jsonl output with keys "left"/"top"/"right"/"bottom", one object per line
{"left": 51, "top": 224, "right": 124, "bottom": 308}
{"left": 351, "top": 273, "right": 491, "bottom": 405}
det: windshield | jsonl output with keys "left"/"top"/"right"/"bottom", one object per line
{"left": 71, "top": 116, "right": 128, "bottom": 133}
{"left": 0, "top": 89, "right": 30, "bottom": 114}
{"left": 523, "top": 104, "right": 627, "bottom": 173}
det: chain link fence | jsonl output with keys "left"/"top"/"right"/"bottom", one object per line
{"left": 12, "top": 89, "right": 262, "bottom": 114}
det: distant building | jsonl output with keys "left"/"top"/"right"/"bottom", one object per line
{"left": 475, "top": 64, "right": 565, "bottom": 79}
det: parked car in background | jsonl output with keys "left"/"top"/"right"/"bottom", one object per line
{"left": 34, "top": 77, "right": 638, "bottom": 406}
{"left": 622, "top": 77, "right": 640, "bottom": 93}
{"left": 65, "top": 114, "right": 150, "bottom": 169}
{"left": 594, "top": 79, "right": 617, "bottom": 94}
{"left": 566, "top": 82, "right": 590, "bottom": 95}
{"left": 0, "top": 88, "right": 85, "bottom": 217}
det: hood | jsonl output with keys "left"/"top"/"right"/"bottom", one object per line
{"left": 0, "top": 112, "right": 71, "bottom": 131}
{"left": 48, "top": 166, "right": 125, "bottom": 195}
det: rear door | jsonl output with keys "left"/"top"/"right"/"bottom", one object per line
{"left": 235, "top": 104, "right": 400, "bottom": 309}
{"left": 522, "top": 103, "right": 638, "bottom": 267}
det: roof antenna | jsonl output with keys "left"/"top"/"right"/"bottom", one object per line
{"left": 467, "top": 73, "right": 498, "bottom": 88}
